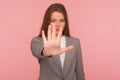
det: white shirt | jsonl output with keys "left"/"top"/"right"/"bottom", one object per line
{"left": 60, "top": 36, "right": 66, "bottom": 68}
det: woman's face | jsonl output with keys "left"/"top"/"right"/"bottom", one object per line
{"left": 50, "top": 11, "right": 65, "bottom": 34}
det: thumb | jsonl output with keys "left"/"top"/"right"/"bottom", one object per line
{"left": 61, "top": 45, "right": 74, "bottom": 53}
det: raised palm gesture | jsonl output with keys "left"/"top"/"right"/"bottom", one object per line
{"left": 42, "top": 24, "right": 74, "bottom": 57}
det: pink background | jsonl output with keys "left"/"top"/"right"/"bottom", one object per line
{"left": 0, "top": 0, "right": 120, "bottom": 80}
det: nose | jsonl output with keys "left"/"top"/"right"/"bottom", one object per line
{"left": 56, "top": 21, "right": 60, "bottom": 27}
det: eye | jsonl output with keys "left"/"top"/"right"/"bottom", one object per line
{"left": 60, "top": 19, "right": 65, "bottom": 22}
{"left": 51, "top": 19, "right": 56, "bottom": 22}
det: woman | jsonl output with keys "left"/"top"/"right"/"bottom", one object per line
{"left": 31, "top": 3, "right": 85, "bottom": 80}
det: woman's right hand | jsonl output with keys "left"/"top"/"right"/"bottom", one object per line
{"left": 42, "top": 24, "right": 74, "bottom": 57}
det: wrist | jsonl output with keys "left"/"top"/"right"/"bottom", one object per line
{"left": 42, "top": 48, "right": 52, "bottom": 57}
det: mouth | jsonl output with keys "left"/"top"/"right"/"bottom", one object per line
{"left": 56, "top": 28, "right": 59, "bottom": 32}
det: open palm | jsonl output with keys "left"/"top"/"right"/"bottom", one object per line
{"left": 42, "top": 24, "right": 73, "bottom": 57}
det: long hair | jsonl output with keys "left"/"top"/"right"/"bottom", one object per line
{"left": 38, "top": 3, "right": 70, "bottom": 37}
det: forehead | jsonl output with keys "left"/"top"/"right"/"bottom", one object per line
{"left": 51, "top": 11, "right": 64, "bottom": 19}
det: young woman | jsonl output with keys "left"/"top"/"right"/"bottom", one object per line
{"left": 31, "top": 3, "right": 85, "bottom": 80}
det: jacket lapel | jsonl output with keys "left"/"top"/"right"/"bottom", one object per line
{"left": 52, "top": 55, "right": 62, "bottom": 69}
{"left": 52, "top": 36, "right": 73, "bottom": 76}
{"left": 62, "top": 36, "right": 74, "bottom": 76}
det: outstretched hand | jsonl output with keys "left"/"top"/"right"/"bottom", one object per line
{"left": 42, "top": 24, "right": 74, "bottom": 57}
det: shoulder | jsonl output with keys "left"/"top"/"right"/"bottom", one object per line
{"left": 31, "top": 36, "right": 43, "bottom": 42}
{"left": 66, "top": 36, "right": 80, "bottom": 42}
{"left": 65, "top": 36, "right": 81, "bottom": 46}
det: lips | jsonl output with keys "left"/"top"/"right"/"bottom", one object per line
{"left": 56, "top": 28, "right": 59, "bottom": 32}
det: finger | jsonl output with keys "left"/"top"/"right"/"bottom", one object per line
{"left": 60, "top": 45, "right": 74, "bottom": 53}
{"left": 42, "top": 30, "right": 47, "bottom": 42}
{"left": 51, "top": 24, "right": 56, "bottom": 39}
{"left": 48, "top": 25, "right": 52, "bottom": 40}
{"left": 57, "top": 27, "right": 63, "bottom": 40}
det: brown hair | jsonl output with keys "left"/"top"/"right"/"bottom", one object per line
{"left": 38, "top": 3, "right": 70, "bottom": 37}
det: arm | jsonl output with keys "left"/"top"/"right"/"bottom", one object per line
{"left": 30, "top": 37, "right": 48, "bottom": 59}
{"left": 75, "top": 39, "right": 85, "bottom": 80}
{"left": 31, "top": 24, "right": 73, "bottom": 59}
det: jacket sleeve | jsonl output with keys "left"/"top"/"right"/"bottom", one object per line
{"left": 75, "top": 39, "right": 85, "bottom": 80}
{"left": 30, "top": 37, "right": 47, "bottom": 59}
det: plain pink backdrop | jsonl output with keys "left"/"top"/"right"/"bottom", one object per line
{"left": 0, "top": 0, "right": 120, "bottom": 80}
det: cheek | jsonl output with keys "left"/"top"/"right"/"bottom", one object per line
{"left": 50, "top": 22, "right": 55, "bottom": 25}
{"left": 61, "top": 23, "right": 65, "bottom": 27}
{"left": 61, "top": 23, "right": 65, "bottom": 31}
{"left": 61, "top": 26, "right": 64, "bottom": 29}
